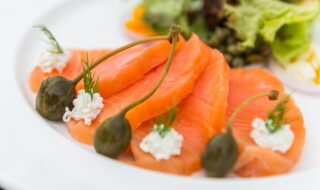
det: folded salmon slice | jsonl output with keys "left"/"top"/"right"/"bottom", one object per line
{"left": 68, "top": 34, "right": 211, "bottom": 145}
{"left": 227, "top": 69, "right": 305, "bottom": 177}
{"left": 29, "top": 38, "right": 184, "bottom": 96}
{"left": 130, "top": 49, "right": 230, "bottom": 175}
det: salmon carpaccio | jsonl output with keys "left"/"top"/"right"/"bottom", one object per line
{"left": 68, "top": 34, "right": 211, "bottom": 145}
{"left": 131, "top": 50, "right": 230, "bottom": 175}
{"left": 29, "top": 38, "right": 185, "bottom": 97}
{"left": 228, "top": 69, "right": 305, "bottom": 177}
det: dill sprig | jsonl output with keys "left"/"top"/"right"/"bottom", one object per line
{"left": 266, "top": 95, "right": 290, "bottom": 133}
{"left": 153, "top": 106, "right": 178, "bottom": 137}
{"left": 81, "top": 52, "right": 100, "bottom": 97}
{"left": 34, "top": 25, "right": 64, "bottom": 54}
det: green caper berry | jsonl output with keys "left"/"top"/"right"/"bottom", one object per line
{"left": 221, "top": 27, "right": 231, "bottom": 37}
{"left": 36, "top": 76, "right": 76, "bottom": 121}
{"left": 94, "top": 113, "right": 132, "bottom": 158}
{"left": 93, "top": 25, "right": 181, "bottom": 159}
{"left": 227, "top": 45, "right": 238, "bottom": 55}
{"left": 245, "top": 54, "right": 264, "bottom": 63}
{"left": 215, "top": 27, "right": 227, "bottom": 41}
{"left": 201, "top": 90, "right": 279, "bottom": 177}
{"left": 232, "top": 57, "right": 245, "bottom": 67}
{"left": 201, "top": 130, "right": 238, "bottom": 177}
{"left": 226, "top": 37, "right": 236, "bottom": 45}
{"left": 209, "top": 35, "right": 221, "bottom": 47}
{"left": 236, "top": 44, "right": 246, "bottom": 53}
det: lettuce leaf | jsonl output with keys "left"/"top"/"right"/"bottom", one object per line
{"left": 225, "top": 0, "right": 319, "bottom": 65}
{"left": 224, "top": 4, "right": 261, "bottom": 47}
{"left": 142, "top": 0, "right": 203, "bottom": 34}
{"left": 142, "top": 0, "right": 186, "bottom": 33}
{"left": 271, "top": 22, "right": 311, "bottom": 63}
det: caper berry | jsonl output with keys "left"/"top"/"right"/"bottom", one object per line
{"left": 93, "top": 25, "right": 181, "bottom": 158}
{"left": 227, "top": 44, "right": 238, "bottom": 55}
{"left": 209, "top": 35, "right": 221, "bottom": 47}
{"left": 36, "top": 76, "right": 76, "bottom": 121}
{"left": 201, "top": 130, "right": 238, "bottom": 177}
{"left": 245, "top": 54, "right": 264, "bottom": 63}
{"left": 226, "top": 37, "right": 236, "bottom": 45}
{"left": 231, "top": 57, "right": 245, "bottom": 67}
{"left": 201, "top": 90, "right": 279, "bottom": 177}
{"left": 94, "top": 113, "right": 132, "bottom": 158}
{"left": 215, "top": 27, "right": 227, "bottom": 41}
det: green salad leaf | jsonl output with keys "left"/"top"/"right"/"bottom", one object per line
{"left": 143, "top": 0, "right": 186, "bottom": 33}
{"left": 142, "top": 0, "right": 206, "bottom": 39}
{"left": 225, "top": 0, "right": 320, "bottom": 65}
{"left": 271, "top": 22, "right": 311, "bottom": 63}
{"left": 224, "top": 4, "right": 261, "bottom": 47}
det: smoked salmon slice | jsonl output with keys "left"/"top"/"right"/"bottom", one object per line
{"left": 77, "top": 39, "right": 185, "bottom": 98}
{"left": 227, "top": 68, "right": 305, "bottom": 177}
{"left": 68, "top": 34, "right": 211, "bottom": 145}
{"left": 29, "top": 39, "right": 184, "bottom": 96}
{"left": 130, "top": 49, "right": 230, "bottom": 175}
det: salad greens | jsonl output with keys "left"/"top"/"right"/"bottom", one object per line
{"left": 143, "top": 0, "right": 206, "bottom": 37}
{"left": 141, "top": 0, "right": 320, "bottom": 67}
{"left": 271, "top": 22, "right": 311, "bottom": 64}
{"left": 225, "top": 0, "right": 320, "bottom": 64}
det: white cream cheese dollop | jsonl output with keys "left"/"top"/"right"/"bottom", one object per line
{"left": 63, "top": 89, "right": 104, "bottom": 126}
{"left": 38, "top": 51, "right": 70, "bottom": 73}
{"left": 250, "top": 118, "right": 294, "bottom": 153}
{"left": 139, "top": 124, "right": 184, "bottom": 160}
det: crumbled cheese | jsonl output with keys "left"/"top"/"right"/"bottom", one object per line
{"left": 63, "top": 89, "right": 104, "bottom": 126}
{"left": 139, "top": 125, "right": 183, "bottom": 160}
{"left": 250, "top": 118, "right": 294, "bottom": 153}
{"left": 287, "top": 44, "right": 320, "bottom": 84}
{"left": 38, "top": 51, "right": 70, "bottom": 73}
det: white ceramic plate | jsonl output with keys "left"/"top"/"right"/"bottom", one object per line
{"left": 269, "top": 58, "right": 320, "bottom": 94}
{"left": 2, "top": 0, "right": 320, "bottom": 189}
{"left": 269, "top": 21, "right": 320, "bottom": 95}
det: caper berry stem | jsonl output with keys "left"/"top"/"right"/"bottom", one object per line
{"left": 121, "top": 25, "right": 180, "bottom": 114}
{"left": 93, "top": 26, "right": 181, "bottom": 158}
{"left": 73, "top": 35, "right": 171, "bottom": 84}
{"left": 201, "top": 90, "right": 279, "bottom": 177}
{"left": 226, "top": 90, "right": 279, "bottom": 129}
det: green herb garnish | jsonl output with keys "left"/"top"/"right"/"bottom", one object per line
{"left": 81, "top": 52, "right": 99, "bottom": 97}
{"left": 266, "top": 95, "right": 290, "bottom": 133}
{"left": 153, "top": 106, "right": 178, "bottom": 137}
{"left": 35, "top": 25, "right": 64, "bottom": 54}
